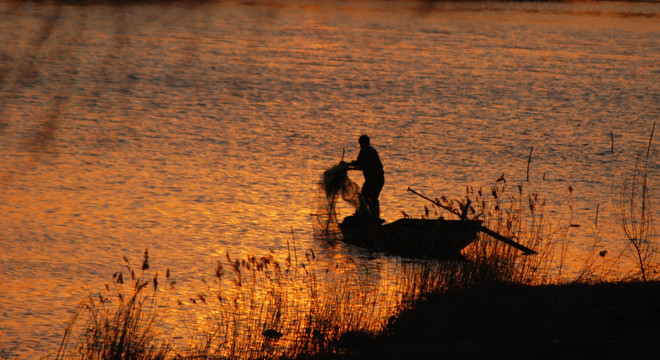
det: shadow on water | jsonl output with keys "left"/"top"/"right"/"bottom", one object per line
{"left": 0, "top": 2, "right": 68, "bottom": 183}
{"left": 0, "top": 0, "right": 212, "bottom": 182}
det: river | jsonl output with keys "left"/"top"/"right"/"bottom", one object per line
{"left": 0, "top": 0, "right": 659, "bottom": 357}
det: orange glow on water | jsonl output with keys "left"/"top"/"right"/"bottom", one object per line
{"left": 0, "top": 0, "right": 658, "bottom": 357}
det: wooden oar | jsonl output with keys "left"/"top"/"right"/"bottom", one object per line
{"left": 407, "top": 187, "right": 537, "bottom": 255}
{"left": 477, "top": 226, "right": 537, "bottom": 255}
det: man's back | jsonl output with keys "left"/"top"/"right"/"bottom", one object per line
{"left": 357, "top": 145, "right": 384, "bottom": 181}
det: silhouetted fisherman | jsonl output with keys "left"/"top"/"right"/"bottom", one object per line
{"left": 341, "top": 135, "right": 385, "bottom": 222}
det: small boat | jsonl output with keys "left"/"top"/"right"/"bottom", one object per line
{"left": 313, "top": 163, "right": 536, "bottom": 259}
{"left": 339, "top": 215, "right": 483, "bottom": 260}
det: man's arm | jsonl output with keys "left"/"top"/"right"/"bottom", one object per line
{"left": 340, "top": 160, "right": 361, "bottom": 170}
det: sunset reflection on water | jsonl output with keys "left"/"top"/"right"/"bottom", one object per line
{"left": 1, "top": 0, "right": 659, "bottom": 356}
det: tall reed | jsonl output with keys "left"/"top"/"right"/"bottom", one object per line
{"left": 52, "top": 167, "right": 659, "bottom": 359}
{"left": 615, "top": 122, "right": 657, "bottom": 283}
{"left": 0, "top": 332, "right": 16, "bottom": 360}
{"left": 53, "top": 246, "right": 410, "bottom": 359}
{"left": 178, "top": 249, "right": 401, "bottom": 359}
{"left": 429, "top": 177, "right": 569, "bottom": 287}
{"left": 55, "top": 250, "right": 171, "bottom": 360}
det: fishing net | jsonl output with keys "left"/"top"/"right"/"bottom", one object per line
{"left": 311, "top": 163, "right": 361, "bottom": 240}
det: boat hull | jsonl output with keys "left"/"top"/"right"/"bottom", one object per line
{"left": 339, "top": 217, "right": 482, "bottom": 259}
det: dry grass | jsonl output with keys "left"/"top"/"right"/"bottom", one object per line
{"left": 55, "top": 250, "right": 171, "bottom": 360}
{"left": 175, "top": 250, "right": 395, "bottom": 359}
{"left": 616, "top": 122, "right": 658, "bottom": 283}
{"left": 49, "top": 138, "right": 658, "bottom": 359}
{"left": 417, "top": 177, "right": 572, "bottom": 288}
{"left": 0, "top": 333, "right": 17, "bottom": 360}
{"left": 52, "top": 247, "right": 406, "bottom": 359}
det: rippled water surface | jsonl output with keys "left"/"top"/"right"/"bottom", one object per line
{"left": 1, "top": 0, "right": 659, "bottom": 356}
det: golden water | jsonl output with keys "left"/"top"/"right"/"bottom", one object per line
{"left": 0, "top": 0, "right": 659, "bottom": 356}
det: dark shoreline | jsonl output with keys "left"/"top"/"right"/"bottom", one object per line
{"left": 325, "top": 281, "right": 660, "bottom": 359}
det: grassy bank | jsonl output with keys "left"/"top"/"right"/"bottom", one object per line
{"left": 319, "top": 128, "right": 660, "bottom": 360}
{"left": 320, "top": 281, "right": 660, "bottom": 359}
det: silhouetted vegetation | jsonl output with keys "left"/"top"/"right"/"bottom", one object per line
{"left": 52, "top": 247, "right": 404, "bottom": 359}
{"left": 46, "top": 155, "right": 657, "bottom": 359}
{"left": 330, "top": 281, "right": 660, "bottom": 360}
{"left": 4, "top": 122, "right": 656, "bottom": 358}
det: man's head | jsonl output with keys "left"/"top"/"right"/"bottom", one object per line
{"left": 358, "top": 135, "right": 370, "bottom": 148}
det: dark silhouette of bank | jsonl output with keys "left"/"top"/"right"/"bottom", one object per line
{"left": 342, "top": 135, "right": 385, "bottom": 222}
{"left": 311, "top": 281, "right": 660, "bottom": 360}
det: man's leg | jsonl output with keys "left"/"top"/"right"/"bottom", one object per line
{"left": 362, "top": 180, "right": 383, "bottom": 221}
{"left": 361, "top": 181, "right": 376, "bottom": 219}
